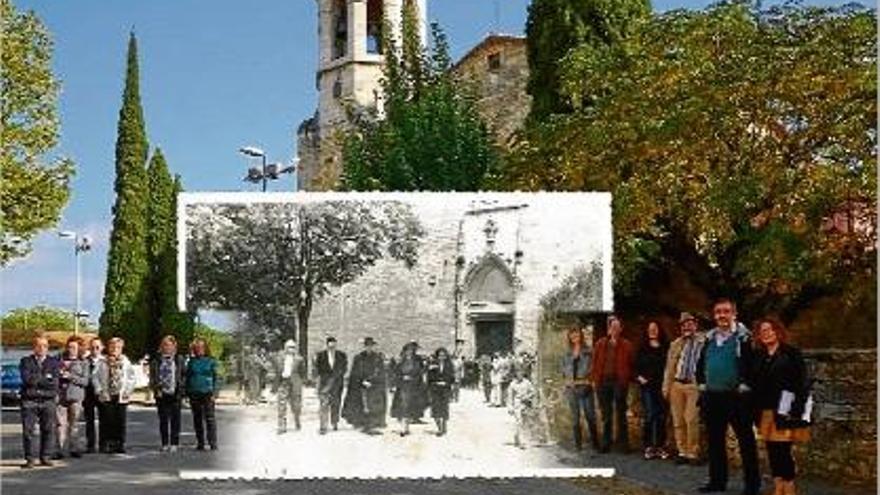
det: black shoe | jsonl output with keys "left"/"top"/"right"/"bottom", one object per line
{"left": 39, "top": 458, "right": 53, "bottom": 467}
{"left": 70, "top": 451, "right": 82, "bottom": 458}
{"left": 51, "top": 452, "right": 64, "bottom": 460}
{"left": 114, "top": 447, "right": 126, "bottom": 454}
{"left": 319, "top": 429, "right": 327, "bottom": 435}
{"left": 196, "top": 444, "right": 206, "bottom": 451}
{"left": 22, "top": 460, "right": 35, "bottom": 469}
{"left": 697, "top": 484, "right": 726, "bottom": 493}
{"left": 675, "top": 455, "right": 689, "bottom": 465}
{"left": 210, "top": 445, "right": 218, "bottom": 451}
{"left": 332, "top": 424, "right": 338, "bottom": 431}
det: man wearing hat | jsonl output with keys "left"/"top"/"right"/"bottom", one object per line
{"left": 662, "top": 312, "right": 706, "bottom": 465}
{"left": 313, "top": 336, "right": 347, "bottom": 434}
{"left": 272, "top": 339, "right": 306, "bottom": 434}
{"left": 342, "top": 337, "right": 387, "bottom": 435}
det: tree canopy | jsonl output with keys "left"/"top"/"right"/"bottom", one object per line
{"left": 341, "top": 3, "right": 498, "bottom": 191}
{"left": 525, "top": 0, "right": 651, "bottom": 120}
{"left": 1, "top": 305, "right": 96, "bottom": 346}
{"left": 0, "top": 0, "right": 74, "bottom": 264}
{"left": 186, "top": 201, "right": 425, "bottom": 359}
{"left": 501, "top": 2, "right": 876, "bottom": 343}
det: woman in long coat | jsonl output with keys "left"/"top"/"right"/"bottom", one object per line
{"left": 390, "top": 342, "right": 425, "bottom": 436}
{"left": 426, "top": 347, "right": 456, "bottom": 436}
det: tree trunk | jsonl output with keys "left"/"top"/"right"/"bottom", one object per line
{"left": 297, "top": 302, "right": 311, "bottom": 373}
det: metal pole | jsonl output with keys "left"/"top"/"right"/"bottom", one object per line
{"left": 74, "top": 240, "right": 81, "bottom": 335}
{"left": 262, "top": 154, "right": 267, "bottom": 192}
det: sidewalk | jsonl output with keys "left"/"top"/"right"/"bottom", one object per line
{"left": 557, "top": 448, "right": 875, "bottom": 495}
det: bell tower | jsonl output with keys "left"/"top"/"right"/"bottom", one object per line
{"left": 297, "top": 0, "right": 427, "bottom": 191}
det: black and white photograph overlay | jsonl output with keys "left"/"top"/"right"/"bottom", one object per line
{"left": 178, "top": 191, "right": 614, "bottom": 478}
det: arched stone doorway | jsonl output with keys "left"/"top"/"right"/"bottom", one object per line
{"left": 464, "top": 254, "right": 516, "bottom": 357}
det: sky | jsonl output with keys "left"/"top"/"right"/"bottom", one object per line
{"left": 2, "top": 0, "right": 850, "bottom": 331}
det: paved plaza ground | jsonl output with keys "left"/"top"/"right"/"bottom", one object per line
{"left": 0, "top": 388, "right": 870, "bottom": 495}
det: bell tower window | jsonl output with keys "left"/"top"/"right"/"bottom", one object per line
{"left": 366, "top": 0, "right": 383, "bottom": 54}
{"left": 332, "top": 0, "right": 348, "bottom": 59}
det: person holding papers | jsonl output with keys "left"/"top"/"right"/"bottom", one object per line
{"left": 752, "top": 318, "right": 811, "bottom": 495}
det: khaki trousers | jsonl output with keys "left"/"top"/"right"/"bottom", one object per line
{"left": 669, "top": 381, "right": 700, "bottom": 459}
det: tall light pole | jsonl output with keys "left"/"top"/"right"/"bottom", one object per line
{"left": 58, "top": 231, "right": 92, "bottom": 335}
{"left": 239, "top": 146, "right": 296, "bottom": 192}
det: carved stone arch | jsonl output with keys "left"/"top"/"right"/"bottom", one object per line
{"left": 463, "top": 253, "right": 516, "bottom": 303}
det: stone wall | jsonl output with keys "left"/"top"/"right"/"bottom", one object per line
{"left": 798, "top": 349, "right": 876, "bottom": 486}
{"left": 303, "top": 193, "right": 613, "bottom": 361}
{"left": 451, "top": 35, "right": 531, "bottom": 147}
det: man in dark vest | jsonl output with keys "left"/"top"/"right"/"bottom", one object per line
{"left": 19, "top": 335, "right": 61, "bottom": 468}
{"left": 313, "top": 336, "right": 347, "bottom": 434}
{"left": 342, "top": 337, "right": 386, "bottom": 435}
{"left": 696, "top": 297, "right": 760, "bottom": 495}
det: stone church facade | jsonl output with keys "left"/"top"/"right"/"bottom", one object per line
{"left": 302, "top": 192, "right": 612, "bottom": 360}
{"left": 296, "top": 0, "right": 530, "bottom": 190}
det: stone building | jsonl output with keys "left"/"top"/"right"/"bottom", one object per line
{"left": 299, "top": 192, "right": 612, "bottom": 359}
{"left": 295, "top": 1, "right": 532, "bottom": 190}
{"left": 296, "top": 0, "right": 428, "bottom": 191}
{"left": 450, "top": 34, "right": 530, "bottom": 147}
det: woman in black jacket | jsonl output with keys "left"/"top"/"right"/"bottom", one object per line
{"left": 635, "top": 320, "right": 669, "bottom": 460}
{"left": 390, "top": 342, "right": 425, "bottom": 436}
{"left": 149, "top": 335, "right": 187, "bottom": 452}
{"left": 753, "top": 318, "right": 810, "bottom": 495}
{"left": 426, "top": 347, "right": 456, "bottom": 436}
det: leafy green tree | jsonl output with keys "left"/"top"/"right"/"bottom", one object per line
{"left": 193, "top": 322, "right": 232, "bottom": 378}
{"left": 525, "top": 0, "right": 650, "bottom": 121}
{"left": 145, "top": 149, "right": 194, "bottom": 354}
{"left": 100, "top": 33, "right": 151, "bottom": 357}
{"left": 1, "top": 306, "right": 96, "bottom": 346}
{"left": 341, "top": 3, "right": 498, "bottom": 191}
{"left": 501, "top": 3, "right": 876, "bottom": 344}
{"left": 0, "top": 0, "right": 74, "bottom": 264}
{"left": 162, "top": 176, "right": 195, "bottom": 347}
{"left": 186, "top": 201, "right": 424, "bottom": 361}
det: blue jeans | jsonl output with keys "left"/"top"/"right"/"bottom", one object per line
{"left": 640, "top": 385, "right": 666, "bottom": 448}
{"left": 566, "top": 385, "right": 599, "bottom": 449}
{"left": 598, "top": 382, "right": 629, "bottom": 450}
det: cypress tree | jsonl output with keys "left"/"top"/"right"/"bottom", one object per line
{"left": 145, "top": 147, "right": 174, "bottom": 354}
{"left": 99, "top": 32, "right": 150, "bottom": 358}
{"left": 525, "top": 0, "right": 651, "bottom": 121}
{"left": 158, "top": 175, "right": 194, "bottom": 350}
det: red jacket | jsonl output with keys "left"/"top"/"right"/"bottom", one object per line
{"left": 590, "top": 336, "right": 634, "bottom": 386}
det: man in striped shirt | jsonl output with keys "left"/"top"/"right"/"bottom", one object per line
{"left": 662, "top": 312, "right": 706, "bottom": 465}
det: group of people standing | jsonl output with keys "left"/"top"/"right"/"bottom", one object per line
{"left": 341, "top": 337, "right": 459, "bottom": 437}
{"left": 18, "top": 333, "right": 220, "bottom": 468}
{"left": 260, "top": 336, "right": 461, "bottom": 438}
{"left": 563, "top": 298, "right": 811, "bottom": 495}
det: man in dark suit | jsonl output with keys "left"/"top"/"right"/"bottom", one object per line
{"left": 313, "top": 336, "right": 347, "bottom": 434}
{"left": 19, "top": 335, "right": 61, "bottom": 468}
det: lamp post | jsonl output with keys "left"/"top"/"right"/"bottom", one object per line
{"left": 239, "top": 146, "right": 296, "bottom": 192}
{"left": 58, "top": 231, "right": 92, "bottom": 335}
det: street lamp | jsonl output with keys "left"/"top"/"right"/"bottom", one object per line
{"left": 58, "top": 230, "right": 92, "bottom": 335}
{"left": 239, "top": 146, "right": 296, "bottom": 192}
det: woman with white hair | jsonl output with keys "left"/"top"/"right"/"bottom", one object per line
{"left": 272, "top": 339, "right": 305, "bottom": 434}
{"left": 94, "top": 337, "right": 138, "bottom": 454}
